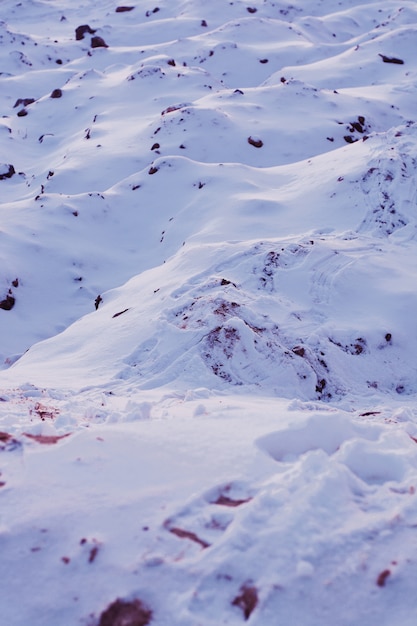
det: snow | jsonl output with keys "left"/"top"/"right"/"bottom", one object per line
{"left": 0, "top": 1, "right": 416, "bottom": 624}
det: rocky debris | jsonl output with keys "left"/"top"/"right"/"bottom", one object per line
{"left": 343, "top": 115, "right": 369, "bottom": 143}
{"left": 0, "top": 164, "right": 15, "bottom": 180}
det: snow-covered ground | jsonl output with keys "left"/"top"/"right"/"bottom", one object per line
{"left": 0, "top": 1, "right": 416, "bottom": 624}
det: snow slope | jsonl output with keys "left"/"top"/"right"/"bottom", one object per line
{"left": 0, "top": 1, "right": 416, "bottom": 625}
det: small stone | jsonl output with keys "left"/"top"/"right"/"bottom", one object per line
{"left": 248, "top": 136, "right": 263, "bottom": 148}
{"left": 98, "top": 599, "right": 152, "bottom": 626}
{"left": 75, "top": 24, "right": 96, "bottom": 40}
{"left": 0, "top": 295, "right": 15, "bottom": 311}
{"left": 13, "top": 97, "right": 35, "bottom": 108}
{"left": 91, "top": 36, "right": 108, "bottom": 49}
{"left": 0, "top": 164, "right": 15, "bottom": 180}
{"left": 378, "top": 54, "right": 404, "bottom": 64}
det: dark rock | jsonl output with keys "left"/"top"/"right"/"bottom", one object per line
{"left": 17, "top": 109, "right": 28, "bottom": 117}
{"left": 148, "top": 166, "right": 159, "bottom": 175}
{"left": 95, "top": 295, "right": 103, "bottom": 310}
{"left": 13, "top": 97, "right": 35, "bottom": 108}
{"left": 376, "top": 570, "right": 391, "bottom": 586}
{"left": 50, "top": 88, "right": 62, "bottom": 98}
{"left": 0, "top": 295, "right": 15, "bottom": 311}
{"left": 146, "top": 7, "right": 160, "bottom": 16}
{"left": 0, "top": 164, "right": 15, "bottom": 180}
{"left": 75, "top": 24, "right": 96, "bottom": 40}
{"left": 292, "top": 346, "right": 305, "bottom": 357}
{"left": 248, "top": 136, "right": 263, "bottom": 148}
{"left": 351, "top": 121, "right": 363, "bottom": 133}
{"left": 201, "top": 20, "right": 207, "bottom": 27}
{"left": 91, "top": 36, "right": 108, "bottom": 49}
{"left": 378, "top": 54, "right": 404, "bottom": 64}
{"left": 98, "top": 598, "right": 152, "bottom": 626}
{"left": 115, "top": 6, "right": 135, "bottom": 12}
{"left": 247, "top": 7, "right": 257, "bottom": 12}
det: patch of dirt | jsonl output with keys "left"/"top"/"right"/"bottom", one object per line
{"left": 23, "top": 433, "right": 70, "bottom": 444}
{"left": 232, "top": 584, "right": 258, "bottom": 620}
{"left": 30, "top": 402, "right": 60, "bottom": 421}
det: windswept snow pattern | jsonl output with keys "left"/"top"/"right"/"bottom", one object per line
{"left": 0, "top": 1, "right": 416, "bottom": 625}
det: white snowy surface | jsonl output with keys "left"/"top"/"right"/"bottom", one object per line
{"left": 0, "top": 1, "right": 416, "bottom": 624}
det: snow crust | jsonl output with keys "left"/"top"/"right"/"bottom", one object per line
{"left": 0, "top": 1, "right": 416, "bottom": 624}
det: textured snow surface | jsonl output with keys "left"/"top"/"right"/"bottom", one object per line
{"left": 0, "top": 1, "right": 416, "bottom": 624}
